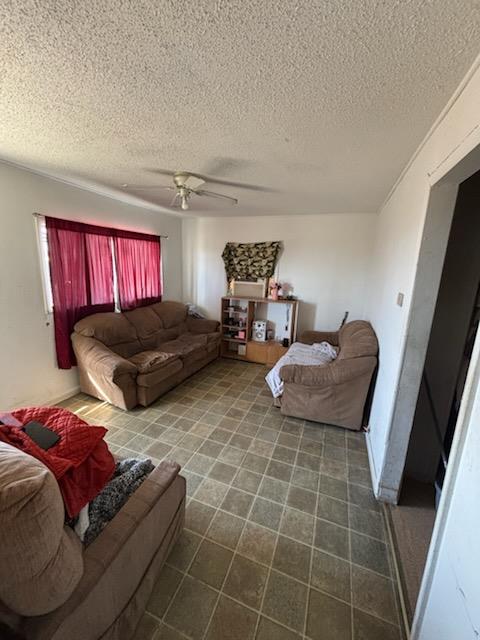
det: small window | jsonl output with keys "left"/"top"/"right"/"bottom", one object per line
{"left": 35, "top": 215, "right": 54, "bottom": 314}
{"left": 111, "top": 236, "right": 121, "bottom": 312}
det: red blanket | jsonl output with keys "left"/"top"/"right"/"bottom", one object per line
{"left": 0, "top": 407, "right": 115, "bottom": 517}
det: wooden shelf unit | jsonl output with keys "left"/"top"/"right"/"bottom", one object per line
{"left": 220, "top": 295, "right": 299, "bottom": 363}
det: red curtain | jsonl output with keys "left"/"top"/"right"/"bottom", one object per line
{"left": 85, "top": 234, "right": 114, "bottom": 305}
{"left": 114, "top": 235, "right": 162, "bottom": 310}
{"left": 46, "top": 218, "right": 115, "bottom": 369}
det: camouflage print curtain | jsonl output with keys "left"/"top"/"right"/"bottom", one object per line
{"left": 221, "top": 241, "right": 282, "bottom": 282}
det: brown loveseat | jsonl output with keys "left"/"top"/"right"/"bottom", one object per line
{"left": 72, "top": 301, "right": 220, "bottom": 410}
{"left": 279, "top": 320, "right": 378, "bottom": 430}
{"left": 0, "top": 442, "right": 186, "bottom": 640}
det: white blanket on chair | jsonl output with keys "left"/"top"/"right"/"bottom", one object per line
{"left": 265, "top": 341, "right": 337, "bottom": 398}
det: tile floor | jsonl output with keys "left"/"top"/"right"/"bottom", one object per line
{"left": 62, "top": 359, "right": 405, "bottom": 640}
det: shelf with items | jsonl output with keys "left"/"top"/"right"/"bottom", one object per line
{"left": 220, "top": 295, "right": 299, "bottom": 363}
{"left": 220, "top": 296, "right": 253, "bottom": 359}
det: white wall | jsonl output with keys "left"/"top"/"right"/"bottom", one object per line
{"left": 182, "top": 213, "right": 376, "bottom": 336}
{"left": 0, "top": 162, "right": 183, "bottom": 409}
{"left": 365, "top": 56, "right": 480, "bottom": 639}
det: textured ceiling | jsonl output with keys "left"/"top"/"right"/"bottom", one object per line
{"left": 1, "top": 1, "right": 479, "bottom": 217}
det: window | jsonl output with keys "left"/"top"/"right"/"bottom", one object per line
{"left": 36, "top": 215, "right": 163, "bottom": 368}
{"left": 35, "top": 215, "right": 54, "bottom": 314}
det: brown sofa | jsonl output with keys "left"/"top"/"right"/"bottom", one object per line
{"left": 278, "top": 320, "right": 378, "bottom": 430}
{"left": 72, "top": 301, "right": 220, "bottom": 410}
{"left": 0, "top": 441, "right": 185, "bottom": 640}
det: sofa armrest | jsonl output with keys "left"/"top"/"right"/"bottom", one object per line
{"left": 186, "top": 317, "right": 220, "bottom": 334}
{"left": 281, "top": 356, "right": 376, "bottom": 387}
{"left": 281, "top": 363, "right": 334, "bottom": 386}
{"left": 299, "top": 330, "right": 339, "bottom": 346}
{"left": 72, "top": 334, "right": 137, "bottom": 380}
{"left": 87, "top": 460, "right": 182, "bottom": 554}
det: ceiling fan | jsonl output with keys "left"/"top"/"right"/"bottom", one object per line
{"left": 122, "top": 170, "right": 238, "bottom": 211}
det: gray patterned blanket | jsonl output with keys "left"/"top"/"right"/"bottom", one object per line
{"left": 83, "top": 457, "right": 154, "bottom": 546}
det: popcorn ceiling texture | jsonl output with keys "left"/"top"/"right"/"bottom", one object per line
{"left": 0, "top": 0, "right": 479, "bottom": 216}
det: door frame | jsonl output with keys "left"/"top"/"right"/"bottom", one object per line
{"left": 374, "top": 141, "right": 480, "bottom": 504}
{"left": 372, "top": 139, "right": 480, "bottom": 638}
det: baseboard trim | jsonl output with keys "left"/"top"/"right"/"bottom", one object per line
{"left": 384, "top": 504, "right": 412, "bottom": 639}
{"left": 365, "top": 430, "right": 379, "bottom": 494}
{"left": 5, "top": 386, "right": 81, "bottom": 411}
{"left": 45, "top": 386, "right": 81, "bottom": 407}
{"left": 365, "top": 430, "right": 400, "bottom": 504}
{"left": 376, "top": 482, "right": 400, "bottom": 504}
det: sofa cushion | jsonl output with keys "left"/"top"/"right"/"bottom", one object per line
{"left": 177, "top": 333, "right": 208, "bottom": 347}
{"left": 0, "top": 442, "right": 83, "bottom": 616}
{"left": 74, "top": 312, "right": 137, "bottom": 345}
{"left": 150, "top": 301, "right": 188, "bottom": 329}
{"left": 136, "top": 359, "right": 184, "bottom": 387}
{"left": 160, "top": 335, "right": 208, "bottom": 363}
{"left": 128, "top": 350, "right": 179, "bottom": 374}
{"left": 175, "top": 321, "right": 189, "bottom": 335}
{"left": 74, "top": 312, "right": 142, "bottom": 358}
{"left": 124, "top": 306, "right": 164, "bottom": 341}
{"left": 124, "top": 306, "right": 185, "bottom": 350}
{"left": 186, "top": 318, "right": 220, "bottom": 334}
{"left": 155, "top": 328, "right": 184, "bottom": 346}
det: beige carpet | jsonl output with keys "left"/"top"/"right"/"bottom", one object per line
{"left": 388, "top": 478, "right": 436, "bottom": 625}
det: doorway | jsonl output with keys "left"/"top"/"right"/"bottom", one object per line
{"left": 386, "top": 168, "right": 480, "bottom": 624}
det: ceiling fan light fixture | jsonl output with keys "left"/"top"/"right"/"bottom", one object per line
{"left": 181, "top": 194, "right": 189, "bottom": 210}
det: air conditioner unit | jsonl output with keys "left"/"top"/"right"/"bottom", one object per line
{"left": 231, "top": 279, "right": 267, "bottom": 298}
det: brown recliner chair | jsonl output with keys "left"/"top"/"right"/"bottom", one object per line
{"left": 0, "top": 442, "right": 185, "bottom": 640}
{"left": 279, "top": 320, "right": 378, "bottom": 430}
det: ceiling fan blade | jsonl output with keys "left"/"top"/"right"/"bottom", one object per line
{"left": 145, "top": 168, "right": 176, "bottom": 177}
{"left": 195, "top": 174, "right": 274, "bottom": 192}
{"left": 122, "top": 184, "right": 174, "bottom": 191}
{"left": 145, "top": 168, "right": 206, "bottom": 182}
{"left": 144, "top": 168, "right": 274, "bottom": 193}
{"left": 203, "top": 157, "right": 250, "bottom": 177}
{"left": 195, "top": 189, "right": 238, "bottom": 205}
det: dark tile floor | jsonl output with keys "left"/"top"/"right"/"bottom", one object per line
{"left": 62, "top": 359, "right": 405, "bottom": 640}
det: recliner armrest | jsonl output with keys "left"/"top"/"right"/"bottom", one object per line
{"left": 280, "top": 363, "right": 334, "bottom": 386}
{"left": 281, "top": 356, "right": 376, "bottom": 387}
